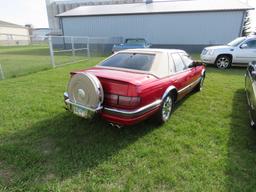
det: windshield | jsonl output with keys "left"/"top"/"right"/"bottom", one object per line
{"left": 99, "top": 53, "right": 155, "bottom": 71}
{"left": 227, "top": 37, "right": 246, "bottom": 47}
{"left": 125, "top": 39, "right": 146, "bottom": 45}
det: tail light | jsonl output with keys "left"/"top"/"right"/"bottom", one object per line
{"left": 105, "top": 94, "right": 118, "bottom": 105}
{"left": 119, "top": 96, "right": 140, "bottom": 107}
{"left": 105, "top": 94, "right": 141, "bottom": 107}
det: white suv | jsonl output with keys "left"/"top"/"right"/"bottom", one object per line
{"left": 201, "top": 36, "right": 256, "bottom": 69}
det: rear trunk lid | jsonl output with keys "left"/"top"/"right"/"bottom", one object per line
{"left": 89, "top": 67, "right": 157, "bottom": 96}
{"left": 85, "top": 67, "right": 157, "bottom": 86}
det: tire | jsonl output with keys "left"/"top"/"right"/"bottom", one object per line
{"left": 215, "top": 55, "right": 231, "bottom": 69}
{"left": 249, "top": 109, "right": 256, "bottom": 129}
{"left": 250, "top": 119, "right": 256, "bottom": 129}
{"left": 156, "top": 94, "right": 174, "bottom": 124}
{"left": 194, "top": 75, "right": 205, "bottom": 92}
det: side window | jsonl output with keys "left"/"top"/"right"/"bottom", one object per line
{"left": 172, "top": 53, "right": 186, "bottom": 72}
{"left": 168, "top": 54, "right": 175, "bottom": 73}
{"left": 246, "top": 40, "right": 256, "bottom": 49}
{"left": 180, "top": 53, "right": 193, "bottom": 68}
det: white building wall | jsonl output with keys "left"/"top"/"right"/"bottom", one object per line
{"left": 61, "top": 11, "right": 244, "bottom": 46}
{"left": 0, "top": 27, "right": 30, "bottom": 45}
{"left": 0, "top": 27, "right": 29, "bottom": 36}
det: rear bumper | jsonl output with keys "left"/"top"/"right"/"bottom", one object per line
{"left": 101, "top": 106, "right": 160, "bottom": 126}
{"left": 64, "top": 92, "right": 161, "bottom": 125}
{"left": 103, "top": 100, "right": 161, "bottom": 117}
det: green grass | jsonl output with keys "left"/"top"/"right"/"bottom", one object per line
{"left": 0, "top": 49, "right": 256, "bottom": 191}
{"left": 0, "top": 45, "right": 89, "bottom": 79}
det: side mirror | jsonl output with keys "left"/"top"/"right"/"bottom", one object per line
{"left": 240, "top": 43, "right": 248, "bottom": 49}
{"left": 189, "top": 60, "right": 204, "bottom": 68}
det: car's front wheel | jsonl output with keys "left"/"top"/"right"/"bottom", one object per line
{"left": 215, "top": 55, "right": 231, "bottom": 69}
{"left": 156, "top": 94, "right": 174, "bottom": 124}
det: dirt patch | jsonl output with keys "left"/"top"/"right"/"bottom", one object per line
{"left": 0, "top": 161, "right": 13, "bottom": 185}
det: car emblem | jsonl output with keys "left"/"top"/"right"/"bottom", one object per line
{"left": 78, "top": 88, "right": 86, "bottom": 99}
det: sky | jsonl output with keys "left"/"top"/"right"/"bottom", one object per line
{"left": 0, "top": 0, "right": 49, "bottom": 28}
{"left": 0, "top": 0, "right": 255, "bottom": 31}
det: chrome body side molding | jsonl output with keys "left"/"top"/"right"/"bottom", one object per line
{"left": 178, "top": 78, "right": 201, "bottom": 94}
{"left": 104, "top": 100, "right": 162, "bottom": 117}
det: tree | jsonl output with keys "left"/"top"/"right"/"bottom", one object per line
{"left": 242, "top": 11, "right": 251, "bottom": 36}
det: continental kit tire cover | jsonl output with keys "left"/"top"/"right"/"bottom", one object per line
{"left": 67, "top": 72, "right": 104, "bottom": 110}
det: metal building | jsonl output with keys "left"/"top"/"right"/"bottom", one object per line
{"left": 46, "top": 0, "right": 142, "bottom": 35}
{"left": 57, "top": 0, "right": 253, "bottom": 52}
{"left": 0, "top": 20, "right": 30, "bottom": 46}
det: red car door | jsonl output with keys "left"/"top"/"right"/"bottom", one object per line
{"left": 171, "top": 53, "right": 194, "bottom": 98}
{"left": 179, "top": 53, "right": 198, "bottom": 83}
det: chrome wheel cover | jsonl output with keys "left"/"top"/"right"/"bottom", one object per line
{"left": 216, "top": 57, "right": 230, "bottom": 69}
{"left": 67, "top": 72, "right": 104, "bottom": 110}
{"left": 162, "top": 96, "right": 172, "bottom": 121}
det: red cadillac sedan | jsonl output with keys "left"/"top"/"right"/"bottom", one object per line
{"left": 64, "top": 49, "right": 205, "bottom": 127}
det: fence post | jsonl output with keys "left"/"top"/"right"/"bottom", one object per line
{"left": 0, "top": 64, "right": 5, "bottom": 80}
{"left": 48, "top": 36, "right": 56, "bottom": 68}
{"left": 87, "top": 37, "right": 90, "bottom": 58}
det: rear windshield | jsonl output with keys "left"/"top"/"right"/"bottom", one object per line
{"left": 125, "top": 39, "right": 146, "bottom": 45}
{"left": 99, "top": 53, "right": 155, "bottom": 71}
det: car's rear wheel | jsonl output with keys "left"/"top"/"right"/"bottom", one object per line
{"left": 156, "top": 94, "right": 174, "bottom": 124}
{"left": 215, "top": 55, "right": 231, "bottom": 69}
{"left": 250, "top": 119, "right": 256, "bottom": 129}
{"left": 248, "top": 109, "right": 256, "bottom": 129}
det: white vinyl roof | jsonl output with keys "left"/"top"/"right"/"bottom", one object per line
{"left": 57, "top": 0, "right": 253, "bottom": 17}
{"left": 119, "top": 48, "right": 185, "bottom": 54}
{"left": 97, "top": 48, "right": 187, "bottom": 78}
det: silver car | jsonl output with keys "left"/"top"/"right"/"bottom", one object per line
{"left": 201, "top": 36, "right": 256, "bottom": 69}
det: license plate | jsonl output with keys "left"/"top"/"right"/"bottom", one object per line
{"left": 73, "top": 106, "right": 88, "bottom": 118}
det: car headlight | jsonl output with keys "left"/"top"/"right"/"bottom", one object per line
{"left": 207, "top": 49, "right": 215, "bottom": 55}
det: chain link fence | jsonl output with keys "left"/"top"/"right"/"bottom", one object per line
{"left": 49, "top": 36, "right": 90, "bottom": 67}
{"left": 0, "top": 34, "right": 50, "bottom": 79}
{"left": 0, "top": 34, "right": 120, "bottom": 80}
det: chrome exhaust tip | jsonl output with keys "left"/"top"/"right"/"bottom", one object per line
{"left": 115, "top": 124, "right": 122, "bottom": 129}
{"left": 109, "top": 123, "right": 122, "bottom": 129}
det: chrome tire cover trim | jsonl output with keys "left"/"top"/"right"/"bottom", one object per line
{"left": 67, "top": 72, "right": 104, "bottom": 110}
